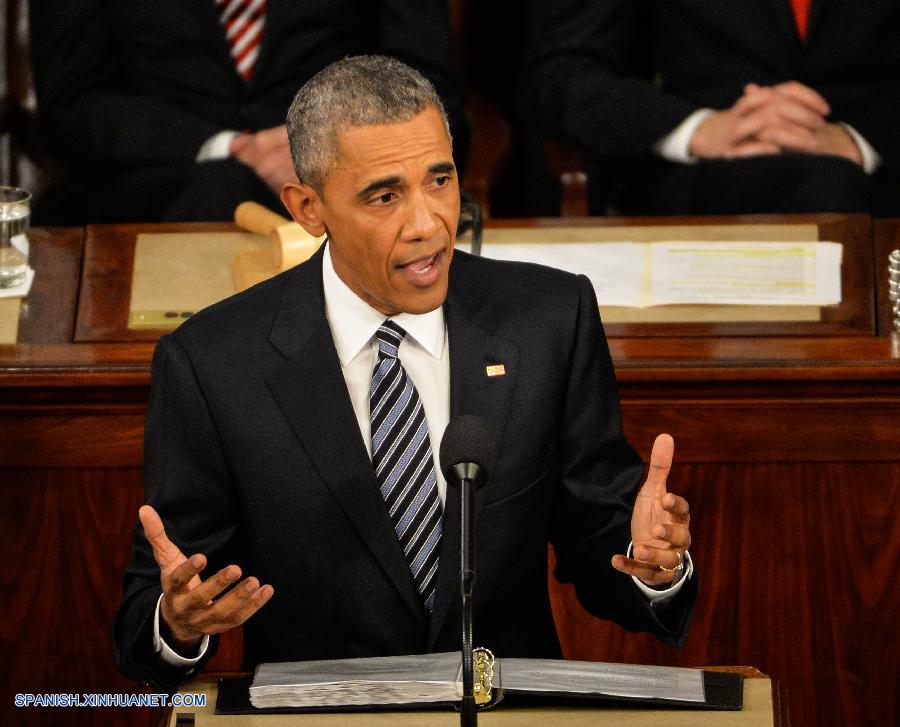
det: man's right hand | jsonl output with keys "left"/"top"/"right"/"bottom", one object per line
{"left": 139, "top": 505, "right": 274, "bottom": 655}
{"left": 230, "top": 124, "right": 298, "bottom": 194}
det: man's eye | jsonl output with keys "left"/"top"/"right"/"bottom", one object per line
{"left": 370, "top": 191, "right": 397, "bottom": 205}
{"left": 433, "top": 175, "right": 450, "bottom": 187}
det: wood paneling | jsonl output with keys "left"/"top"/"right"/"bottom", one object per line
{"left": 550, "top": 462, "right": 900, "bottom": 727}
{"left": 0, "top": 467, "right": 242, "bottom": 727}
{"left": 0, "top": 469, "right": 156, "bottom": 726}
{"left": 621, "top": 397, "right": 900, "bottom": 463}
{"left": 0, "top": 414, "right": 144, "bottom": 467}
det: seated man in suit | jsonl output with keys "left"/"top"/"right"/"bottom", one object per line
{"left": 28, "top": 0, "right": 465, "bottom": 224}
{"left": 113, "top": 55, "right": 697, "bottom": 694}
{"left": 524, "top": 0, "right": 900, "bottom": 215}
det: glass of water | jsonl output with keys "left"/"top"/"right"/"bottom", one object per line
{"left": 0, "top": 186, "right": 31, "bottom": 289}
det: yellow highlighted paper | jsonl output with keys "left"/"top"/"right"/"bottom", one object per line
{"left": 468, "top": 241, "right": 842, "bottom": 307}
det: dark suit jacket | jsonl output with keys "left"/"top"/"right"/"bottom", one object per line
{"left": 29, "top": 0, "right": 465, "bottom": 222}
{"left": 113, "top": 247, "right": 697, "bottom": 693}
{"left": 524, "top": 0, "right": 900, "bottom": 209}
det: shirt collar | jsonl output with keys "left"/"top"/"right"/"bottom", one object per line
{"left": 322, "top": 242, "right": 445, "bottom": 366}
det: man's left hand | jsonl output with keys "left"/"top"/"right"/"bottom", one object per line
{"left": 611, "top": 433, "right": 692, "bottom": 587}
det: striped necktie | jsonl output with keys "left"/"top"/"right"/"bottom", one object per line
{"left": 216, "top": 0, "right": 267, "bottom": 81}
{"left": 369, "top": 320, "right": 443, "bottom": 613}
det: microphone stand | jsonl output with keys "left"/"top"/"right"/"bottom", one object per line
{"left": 458, "top": 465, "right": 478, "bottom": 727}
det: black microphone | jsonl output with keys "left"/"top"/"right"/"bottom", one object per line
{"left": 441, "top": 414, "right": 496, "bottom": 488}
{"left": 440, "top": 415, "right": 496, "bottom": 727}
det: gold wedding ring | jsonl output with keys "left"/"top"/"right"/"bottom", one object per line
{"left": 658, "top": 550, "right": 684, "bottom": 572}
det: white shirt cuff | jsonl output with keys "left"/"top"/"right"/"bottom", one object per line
{"left": 153, "top": 593, "right": 210, "bottom": 668}
{"left": 839, "top": 123, "right": 881, "bottom": 174}
{"left": 652, "top": 109, "right": 713, "bottom": 164}
{"left": 195, "top": 130, "right": 240, "bottom": 162}
{"left": 626, "top": 542, "right": 693, "bottom": 607}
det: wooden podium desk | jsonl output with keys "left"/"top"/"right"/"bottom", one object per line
{"left": 161, "top": 669, "right": 780, "bottom": 727}
{"left": 0, "top": 215, "right": 897, "bottom": 727}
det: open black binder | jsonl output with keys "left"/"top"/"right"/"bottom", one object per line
{"left": 214, "top": 654, "right": 743, "bottom": 715}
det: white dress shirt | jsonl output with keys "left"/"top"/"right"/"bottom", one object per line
{"left": 322, "top": 244, "right": 451, "bottom": 504}
{"left": 195, "top": 130, "right": 240, "bottom": 162}
{"left": 154, "top": 243, "right": 689, "bottom": 665}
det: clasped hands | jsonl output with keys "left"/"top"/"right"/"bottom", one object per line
{"left": 690, "top": 80, "right": 863, "bottom": 165}
{"left": 611, "top": 434, "right": 692, "bottom": 588}
{"left": 139, "top": 505, "right": 274, "bottom": 654}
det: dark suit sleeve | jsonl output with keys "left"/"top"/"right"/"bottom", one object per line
{"left": 551, "top": 275, "right": 696, "bottom": 646}
{"left": 113, "top": 334, "right": 242, "bottom": 693}
{"left": 522, "top": 0, "right": 698, "bottom": 160}
{"left": 831, "top": 54, "right": 900, "bottom": 184}
{"left": 29, "top": 0, "right": 219, "bottom": 166}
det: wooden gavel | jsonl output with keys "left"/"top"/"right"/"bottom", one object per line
{"left": 234, "top": 201, "right": 325, "bottom": 271}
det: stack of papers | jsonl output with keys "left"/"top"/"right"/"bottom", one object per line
{"left": 501, "top": 658, "right": 704, "bottom": 702}
{"left": 249, "top": 652, "right": 709, "bottom": 710}
{"left": 470, "top": 240, "right": 842, "bottom": 307}
{"left": 250, "top": 652, "right": 462, "bottom": 709}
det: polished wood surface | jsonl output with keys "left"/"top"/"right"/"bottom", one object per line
{"left": 10, "top": 226, "right": 83, "bottom": 343}
{"left": 874, "top": 218, "right": 900, "bottom": 335}
{"left": 1, "top": 216, "right": 898, "bottom": 727}
{"left": 75, "top": 222, "right": 234, "bottom": 343}
{"left": 76, "top": 214, "right": 877, "bottom": 341}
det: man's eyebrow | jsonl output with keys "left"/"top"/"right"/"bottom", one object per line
{"left": 356, "top": 162, "right": 456, "bottom": 200}
{"left": 356, "top": 176, "right": 402, "bottom": 200}
{"left": 429, "top": 161, "right": 456, "bottom": 175}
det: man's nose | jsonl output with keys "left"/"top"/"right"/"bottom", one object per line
{"left": 402, "top": 188, "right": 441, "bottom": 242}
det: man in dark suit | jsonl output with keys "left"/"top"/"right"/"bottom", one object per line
{"left": 28, "top": 0, "right": 465, "bottom": 224}
{"left": 524, "top": 0, "right": 900, "bottom": 215}
{"left": 114, "top": 56, "right": 696, "bottom": 694}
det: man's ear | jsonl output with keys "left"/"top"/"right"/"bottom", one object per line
{"left": 281, "top": 182, "right": 327, "bottom": 237}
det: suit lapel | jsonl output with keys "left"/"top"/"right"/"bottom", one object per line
{"left": 265, "top": 250, "right": 427, "bottom": 627}
{"left": 249, "top": 0, "right": 281, "bottom": 86}
{"left": 428, "top": 255, "right": 520, "bottom": 647}
{"left": 805, "top": 0, "right": 829, "bottom": 43}
{"left": 766, "top": 0, "right": 803, "bottom": 45}
{"left": 199, "top": 0, "right": 245, "bottom": 78}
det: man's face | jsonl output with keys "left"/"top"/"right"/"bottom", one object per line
{"left": 312, "top": 107, "right": 460, "bottom": 316}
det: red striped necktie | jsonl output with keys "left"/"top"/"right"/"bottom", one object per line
{"left": 790, "top": 0, "right": 811, "bottom": 40}
{"left": 216, "top": 0, "right": 267, "bottom": 81}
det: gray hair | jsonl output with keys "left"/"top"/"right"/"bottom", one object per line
{"left": 286, "top": 55, "right": 451, "bottom": 194}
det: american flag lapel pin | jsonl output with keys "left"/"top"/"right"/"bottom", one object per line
{"left": 485, "top": 363, "right": 506, "bottom": 377}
